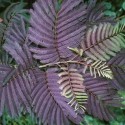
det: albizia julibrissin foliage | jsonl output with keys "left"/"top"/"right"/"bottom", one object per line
{"left": 0, "top": 0, "right": 125, "bottom": 125}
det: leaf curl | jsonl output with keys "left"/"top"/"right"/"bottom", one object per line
{"left": 83, "top": 58, "right": 113, "bottom": 79}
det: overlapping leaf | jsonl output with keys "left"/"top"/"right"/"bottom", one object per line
{"left": 31, "top": 69, "right": 82, "bottom": 125}
{"left": 82, "top": 58, "right": 113, "bottom": 79}
{"left": 0, "top": 0, "right": 124, "bottom": 124}
{"left": 0, "top": 50, "right": 13, "bottom": 65}
{"left": 0, "top": 64, "right": 12, "bottom": 85}
{"left": 81, "top": 23, "right": 125, "bottom": 61}
{"left": 84, "top": 73, "right": 122, "bottom": 121}
{"left": 0, "top": 43, "right": 38, "bottom": 117}
{"left": 3, "top": 17, "right": 31, "bottom": 68}
{"left": 0, "top": 17, "right": 38, "bottom": 117}
{"left": 86, "top": 0, "right": 115, "bottom": 28}
{"left": 0, "top": 2, "right": 27, "bottom": 45}
{"left": 58, "top": 67, "right": 88, "bottom": 115}
{"left": 0, "top": 3, "right": 27, "bottom": 66}
{"left": 28, "top": 0, "right": 87, "bottom": 64}
{"left": 0, "top": 41, "right": 37, "bottom": 117}
{"left": 0, "top": 65, "right": 39, "bottom": 117}
{"left": 108, "top": 49, "right": 125, "bottom": 90}
{"left": 2, "top": 14, "right": 83, "bottom": 124}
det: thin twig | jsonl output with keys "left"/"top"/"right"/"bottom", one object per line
{"left": 39, "top": 60, "right": 83, "bottom": 68}
{"left": 116, "top": 15, "right": 125, "bottom": 21}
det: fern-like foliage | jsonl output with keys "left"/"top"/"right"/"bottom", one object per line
{"left": 0, "top": 2, "right": 27, "bottom": 68}
{"left": 84, "top": 73, "right": 122, "bottom": 121}
{"left": 3, "top": 18, "right": 31, "bottom": 68}
{"left": 0, "top": 65, "right": 37, "bottom": 117}
{"left": 0, "top": 64, "right": 12, "bottom": 84}
{"left": 0, "top": 0, "right": 124, "bottom": 124}
{"left": 28, "top": 0, "right": 87, "bottom": 64}
{"left": 0, "top": 3, "right": 27, "bottom": 45}
{"left": 31, "top": 69, "right": 83, "bottom": 125}
{"left": 0, "top": 17, "right": 37, "bottom": 117}
{"left": 108, "top": 49, "right": 125, "bottom": 90}
{"left": 81, "top": 23, "right": 125, "bottom": 61}
{"left": 0, "top": 44, "right": 38, "bottom": 117}
{"left": 2, "top": 13, "right": 84, "bottom": 125}
{"left": 86, "top": 0, "right": 115, "bottom": 28}
{"left": 58, "top": 67, "right": 87, "bottom": 114}
{"left": 82, "top": 58, "right": 113, "bottom": 79}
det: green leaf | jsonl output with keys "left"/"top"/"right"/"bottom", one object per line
{"left": 104, "top": 10, "right": 116, "bottom": 17}
{"left": 122, "top": 2, "right": 125, "bottom": 10}
{"left": 118, "top": 91, "right": 125, "bottom": 98}
{"left": 120, "top": 18, "right": 125, "bottom": 25}
{"left": 103, "top": 2, "right": 112, "bottom": 9}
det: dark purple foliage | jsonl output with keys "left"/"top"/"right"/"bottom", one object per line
{"left": 86, "top": 0, "right": 115, "bottom": 28}
{"left": 28, "top": 0, "right": 87, "bottom": 64}
{"left": 31, "top": 69, "right": 83, "bottom": 125}
{"left": 0, "top": 0, "right": 125, "bottom": 125}
{"left": 108, "top": 49, "right": 125, "bottom": 90}
{"left": 83, "top": 73, "right": 122, "bottom": 121}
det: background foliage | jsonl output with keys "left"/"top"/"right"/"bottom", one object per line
{"left": 0, "top": 0, "right": 125, "bottom": 125}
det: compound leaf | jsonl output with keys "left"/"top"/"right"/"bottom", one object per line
{"left": 84, "top": 73, "right": 122, "bottom": 121}
{"left": 31, "top": 69, "right": 82, "bottom": 125}
{"left": 28, "top": 0, "right": 87, "bottom": 64}
{"left": 82, "top": 58, "right": 113, "bottom": 79}
{"left": 58, "top": 67, "right": 88, "bottom": 115}
{"left": 81, "top": 23, "right": 125, "bottom": 61}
